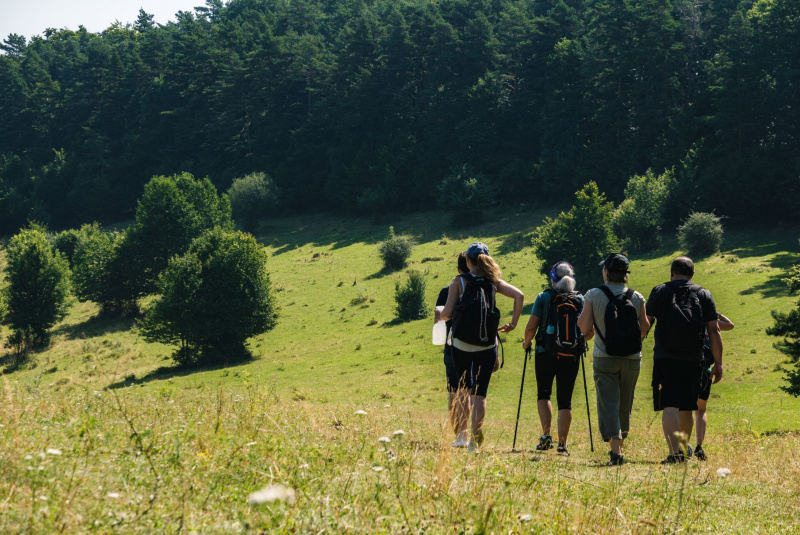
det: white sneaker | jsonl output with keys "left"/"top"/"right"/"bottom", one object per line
{"left": 451, "top": 431, "right": 469, "bottom": 448}
{"left": 467, "top": 440, "right": 479, "bottom": 454}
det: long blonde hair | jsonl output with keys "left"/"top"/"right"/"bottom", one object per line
{"left": 472, "top": 253, "right": 501, "bottom": 283}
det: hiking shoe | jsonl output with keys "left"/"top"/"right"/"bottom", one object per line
{"left": 686, "top": 445, "right": 693, "bottom": 459}
{"left": 695, "top": 445, "right": 707, "bottom": 461}
{"left": 557, "top": 443, "right": 570, "bottom": 456}
{"left": 535, "top": 435, "right": 553, "bottom": 451}
{"left": 451, "top": 431, "right": 469, "bottom": 448}
{"left": 608, "top": 451, "right": 624, "bottom": 466}
{"left": 467, "top": 440, "right": 479, "bottom": 454}
{"left": 661, "top": 452, "right": 686, "bottom": 464}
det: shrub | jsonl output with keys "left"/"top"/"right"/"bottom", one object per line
{"left": 782, "top": 244, "right": 800, "bottom": 294}
{"left": 767, "top": 305, "right": 800, "bottom": 397}
{"left": 394, "top": 270, "right": 428, "bottom": 321}
{"left": 439, "top": 165, "right": 496, "bottom": 226}
{"left": 227, "top": 172, "right": 279, "bottom": 232}
{"left": 127, "top": 172, "right": 234, "bottom": 294}
{"left": 614, "top": 169, "right": 674, "bottom": 251}
{"left": 677, "top": 212, "right": 723, "bottom": 255}
{"left": 3, "top": 224, "right": 71, "bottom": 351}
{"left": 377, "top": 226, "right": 414, "bottom": 271}
{"left": 139, "top": 228, "right": 278, "bottom": 367}
{"left": 532, "top": 182, "right": 619, "bottom": 292}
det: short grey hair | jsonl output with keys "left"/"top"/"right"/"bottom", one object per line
{"left": 553, "top": 262, "right": 576, "bottom": 293}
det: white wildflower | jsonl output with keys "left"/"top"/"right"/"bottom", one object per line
{"left": 377, "top": 436, "right": 391, "bottom": 444}
{"left": 107, "top": 493, "right": 120, "bottom": 499}
{"left": 46, "top": 448, "right": 62, "bottom": 456}
{"left": 39, "top": 495, "right": 48, "bottom": 501}
{"left": 519, "top": 514, "right": 532, "bottom": 522}
{"left": 37, "top": 452, "right": 46, "bottom": 459}
{"left": 717, "top": 468, "right": 731, "bottom": 478}
{"left": 245, "top": 442, "right": 257, "bottom": 447}
{"left": 384, "top": 404, "right": 390, "bottom": 408}
{"left": 353, "top": 410, "right": 368, "bottom": 415}
{"left": 24, "top": 455, "right": 32, "bottom": 461}
{"left": 392, "top": 430, "right": 405, "bottom": 437}
{"left": 371, "top": 466, "right": 384, "bottom": 472}
{"left": 248, "top": 484, "right": 296, "bottom": 505}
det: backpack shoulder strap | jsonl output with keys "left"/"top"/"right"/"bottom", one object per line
{"left": 598, "top": 285, "right": 615, "bottom": 302}
{"left": 624, "top": 288, "right": 635, "bottom": 301}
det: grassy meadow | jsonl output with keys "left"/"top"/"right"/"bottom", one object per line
{"left": 1, "top": 208, "right": 799, "bottom": 533}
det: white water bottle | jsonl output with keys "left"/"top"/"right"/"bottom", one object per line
{"left": 432, "top": 306, "right": 446, "bottom": 345}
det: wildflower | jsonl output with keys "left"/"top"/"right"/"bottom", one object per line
{"left": 248, "top": 484, "right": 296, "bottom": 505}
{"left": 39, "top": 496, "right": 48, "bottom": 501}
{"left": 386, "top": 449, "right": 395, "bottom": 458}
{"left": 392, "top": 430, "right": 405, "bottom": 437}
{"left": 353, "top": 410, "right": 368, "bottom": 415}
{"left": 717, "top": 468, "right": 731, "bottom": 478}
{"left": 107, "top": 493, "right": 120, "bottom": 499}
{"left": 519, "top": 514, "right": 532, "bottom": 523}
{"left": 24, "top": 455, "right": 32, "bottom": 461}
{"left": 377, "top": 437, "right": 391, "bottom": 444}
{"left": 46, "top": 448, "right": 62, "bottom": 456}
{"left": 245, "top": 442, "right": 257, "bottom": 447}
{"left": 371, "top": 466, "right": 384, "bottom": 472}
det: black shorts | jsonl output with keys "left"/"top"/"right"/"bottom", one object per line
{"left": 534, "top": 352, "right": 580, "bottom": 410}
{"left": 443, "top": 345, "right": 459, "bottom": 393}
{"left": 652, "top": 358, "right": 702, "bottom": 411}
{"left": 451, "top": 345, "right": 496, "bottom": 398}
{"left": 698, "top": 367, "right": 712, "bottom": 401}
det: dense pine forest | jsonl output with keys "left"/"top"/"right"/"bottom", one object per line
{"left": 0, "top": 0, "right": 797, "bottom": 234}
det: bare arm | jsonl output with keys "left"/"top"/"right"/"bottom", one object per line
{"left": 437, "top": 277, "right": 461, "bottom": 323}
{"left": 495, "top": 279, "right": 524, "bottom": 333}
{"left": 707, "top": 319, "right": 723, "bottom": 383}
{"left": 718, "top": 313, "right": 734, "bottom": 332}
{"left": 522, "top": 314, "right": 541, "bottom": 350}
{"left": 577, "top": 297, "right": 595, "bottom": 340}
{"left": 639, "top": 303, "right": 650, "bottom": 339}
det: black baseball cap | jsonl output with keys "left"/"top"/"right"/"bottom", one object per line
{"left": 600, "top": 253, "right": 630, "bottom": 273}
{"left": 466, "top": 242, "right": 490, "bottom": 259}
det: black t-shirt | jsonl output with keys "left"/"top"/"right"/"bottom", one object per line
{"left": 646, "top": 279, "right": 718, "bottom": 361}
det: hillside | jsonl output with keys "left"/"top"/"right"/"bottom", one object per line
{"left": 1, "top": 209, "right": 799, "bottom": 532}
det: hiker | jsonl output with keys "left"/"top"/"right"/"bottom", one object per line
{"left": 692, "top": 312, "right": 734, "bottom": 461}
{"left": 522, "top": 261, "right": 587, "bottom": 456}
{"left": 434, "top": 252, "right": 470, "bottom": 440}
{"left": 577, "top": 253, "right": 649, "bottom": 466}
{"left": 645, "top": 256, "right": 722, "bottom": 464}
{"left": 437, "top": 242, "right": 524, "bottom": 453}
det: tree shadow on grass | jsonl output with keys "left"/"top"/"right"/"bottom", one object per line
{"left": 738, "top": 252, "right": 797, "bottom": 298}
{"left": 106, "top": 356, "right": 255, "bottom": 390}
{"left": 52, "top": 314, "right": 138, "bottom": 341}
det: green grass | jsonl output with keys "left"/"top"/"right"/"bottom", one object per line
{"left": 1, "top": 209, "right": 799, "bottom": 533}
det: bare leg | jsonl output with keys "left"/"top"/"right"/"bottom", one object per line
{"left": 610, "top": 438, "right": 622, "bottom": 455}
{"left": 695, "top": 398, "right": 708, "bottom": 446}
{"left": 451, "top": 389, "right": 471, "bottom": 439}
{"left": 662, "top": 407, "right": 694, "bottom": 455}
{"left": 556, "top": 409, "right": 572, "bottom": 444}
{"left": 537, "top": 400, "right": 553, "bottom": 436}
{"left": 471, "top": 395, "right": 487, "bottom": 441}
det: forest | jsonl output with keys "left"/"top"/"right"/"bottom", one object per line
{"left": 0, "top": 0, "right": 798, "bottom": 234}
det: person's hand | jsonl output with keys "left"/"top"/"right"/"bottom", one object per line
{"left": 498, "top": 322, "right": 516, "bottom": 333}
{"left": 711, "top": 363, "right": 723, "bottom": 383}
{"left": 493, "top": 355, "right": 500, "bottom": 372}
{"left": 434, "top": 308, "right": 442, "bottom": 322}
{"left": 522, "top": 340, "right": 531, "bottom": 351}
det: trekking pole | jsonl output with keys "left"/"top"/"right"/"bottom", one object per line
{"left": 512, "top": 347, "right": 532, "bottom": 451}
{"left": 580, "top": 346, "right": 595, "bottom": 452}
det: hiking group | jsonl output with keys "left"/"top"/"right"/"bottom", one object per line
{"left": 434, "top": 244, "right": 732, "bottom": 465}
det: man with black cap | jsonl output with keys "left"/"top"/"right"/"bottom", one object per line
{"left": 578, "top": 253, "right": 649, "bottom": 466}
{"left": 645, "top": 256, "right": 722, "bottom": 464}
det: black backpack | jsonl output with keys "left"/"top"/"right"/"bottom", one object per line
{"left": 656, "top": 282, "right": 705, "bottom": 357}
{"left": 594, "top": 286, "right": 642, "bottom": 356}
{"left": 451, "top": 274, "right": 501, "bottom": 347}
{"left": 540, "top": 291, "right": 586, "bottom": 358}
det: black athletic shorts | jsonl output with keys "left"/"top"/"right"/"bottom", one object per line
{"left": 443, "top": 345, "right": 459, "bottom": 393}
{"left": 535, "top": 352, "right": 580, "bottom": 410}
{"left": 652, "top": 358, "right": 702, "bottom": 411}
{"left": 451, "top": 345, "right": 496, "bottom": 398}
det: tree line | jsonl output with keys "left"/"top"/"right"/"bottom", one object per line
{"left": 1, "top": 0, "right": 798, "bottom": 234}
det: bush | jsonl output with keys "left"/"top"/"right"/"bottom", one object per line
{"left": 614, "top": 169, "right": 674, "bottom": 251}
{"left": 139, "top": 228, "right": 278, "bottom": 367}
{"left": 677, "top": 212, "right": 723, "bottom": 255}
{"left": 532, "top": 182, "right": 619, "bottom": 292}
{"left": 767, "top": 305, "right": 800, "bottom": 397}
{"left": 394, "top": 270, "right": 428, "bottom": 321}
{"left": 3, "top": 225, "right": 71, "bottom": 351}
{"left": 127, "top": 173, "right": 234, "bottom": 294}
{"left": 227, "top": 172, "right": 279, "bottom": 232}
{"left": 439, "top": 165, "right": 496, "bottom": 226}
{"left": 377, "top": 226, "right": 415, "bottom": 271}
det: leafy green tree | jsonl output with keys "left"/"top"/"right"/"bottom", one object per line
{"left": 614, "top": 169, "right": 674, "bottom": 251}
{"left": 532, "top": 182, "right": 619, "bottom": 292}
{"left": 139, "top": 228, "right": 277, "bottom": 366}
{"left": 677, "top": 212, "right": 723, "bottom": 256}
{"left": 439, "top": 165, "right": 496, "bottom": 226}
{"left": 767, "top": 303, "right": 800, "bottom": 397}
{"left": 227, "top": 172, "right": 279, "bottom": 232}
{"left": 3, "top": 225, "right": 71, "bottom": 351}
{"left": 127, "top": 173, "right": 234, "bottom": 293}
{"left": 394, "top": 270, "right": 428, "bottom": 321}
